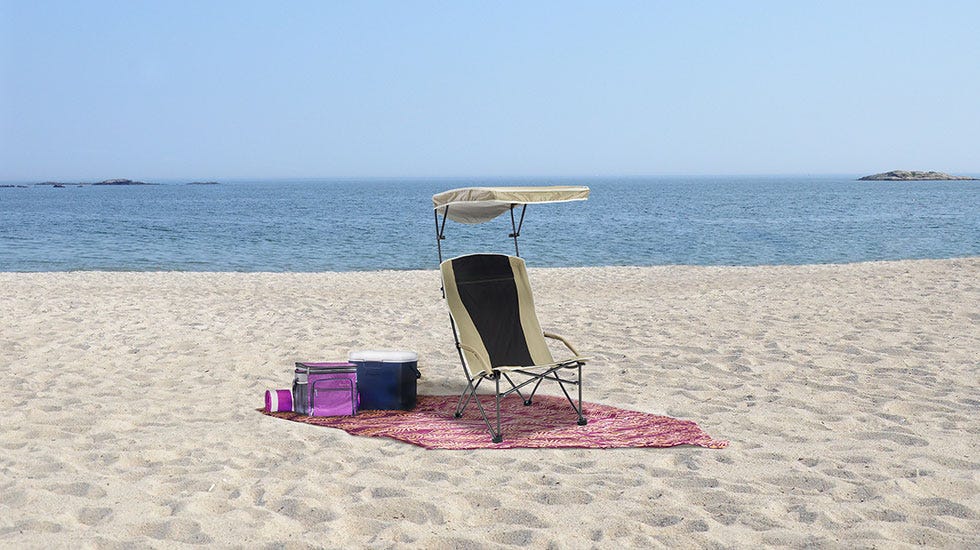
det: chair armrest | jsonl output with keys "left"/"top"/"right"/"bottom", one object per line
{"left": 456, "top": 342, "right": 493, "bottom": 376}
{"left": 543, "top": 331, "right": 581, "bottom": 357}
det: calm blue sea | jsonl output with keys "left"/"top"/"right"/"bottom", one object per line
{"left": 1, "top": 177, "right": 978, "bottom": 271}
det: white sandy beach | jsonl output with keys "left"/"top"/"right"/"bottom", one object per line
{"left": 1, "top": 258, "right": 978, "bottom": 548}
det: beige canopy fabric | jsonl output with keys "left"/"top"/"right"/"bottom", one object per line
{"left": 432, "top": 186, "right": 590, "bottom": 224}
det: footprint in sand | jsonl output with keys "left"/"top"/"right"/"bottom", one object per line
{"left": 76, "top": 506, "right": 113, "bottom": 526}
{"left": 46, "top": 481, "right": 107, "bottom": 499}
{"left": 141, "top": 518, "right": 213, "bottom": 544}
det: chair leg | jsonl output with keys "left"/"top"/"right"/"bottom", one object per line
{"left": 454, "top": 377, "right": 482, "bottom": 418}
{"left": 460, "top": 367, "right": 583, "bottom": 442}
{"left": 465, "top": 374, "right": 503, "bottom": 443}
{"left": 493, "top": 374, "right": 503, "bottom": 443}
{"left": 501, "top": 372, "right": 531, "bottom": 406}
{"left": 577, "top": 363, "right": 587, "bottom": 426}
{"left": 554, "top": 365, "right": 587, "bottom": 426}
{"left": 525, "top": 376, "right": 544, "bottom": 405}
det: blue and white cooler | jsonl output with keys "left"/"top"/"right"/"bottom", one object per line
{"left": 348, "top": 350, "right": 420, "bottom": 410}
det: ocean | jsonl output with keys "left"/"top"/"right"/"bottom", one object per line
{"left": 1, "top": 176, "right": 978, "bottom": 271}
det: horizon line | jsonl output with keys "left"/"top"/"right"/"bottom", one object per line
{"left": 5, "top": 170, "right": 980, "bottom": 184}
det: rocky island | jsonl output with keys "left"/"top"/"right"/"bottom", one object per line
{"left": 34, "top": 178, "right": 155, "bottom": 186}
{"left": 859, "top": 170, "right": 978, "bottom": 181}
{"left": 30, "top": 178, "right": 220, "bottom": 187}
{"left": 92, "top": 178, "right": 154, "bottom": 186}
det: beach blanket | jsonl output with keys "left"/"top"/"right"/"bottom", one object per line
{"left": 261, "top": 394, "right": 728, "bottom": 450}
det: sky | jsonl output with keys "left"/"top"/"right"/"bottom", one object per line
{"left": 1, "top": 1, "right": 978, "bottom": 181}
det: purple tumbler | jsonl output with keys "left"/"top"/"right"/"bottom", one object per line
{"left": 265, "top": 389, "right": 293, "bottom": 412}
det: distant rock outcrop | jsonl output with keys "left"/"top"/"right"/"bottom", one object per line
{"left": 859, "top": 170, "right": 978, "bottom": 181}
{"left": 32, "top": 178, "right": 218, "bottom": 187}
{"left": 92, "top": 178, "right": 153, "bottom": 185}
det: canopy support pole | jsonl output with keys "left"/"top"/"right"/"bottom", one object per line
{"left": 435, "top": 206, "right": 449, "bottom": 264}
{"left": 436, "top": 207, "right": 450, "bottom": 298}
{"left": 508, "top": 204, "right": 527, "bottom": 257}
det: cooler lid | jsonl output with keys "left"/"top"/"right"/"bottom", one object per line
{"left": 348, "top": 350, "right": 418, "bottom": 363}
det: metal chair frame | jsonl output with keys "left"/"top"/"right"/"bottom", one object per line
{"left": 435, "top": 201, "right": 588, "bottom": 443}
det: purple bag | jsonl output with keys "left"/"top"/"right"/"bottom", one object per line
{"left": 295, "top": 362, "right": 358, "bottom": 417}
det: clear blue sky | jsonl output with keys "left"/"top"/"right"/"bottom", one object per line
{"left": 1, "top": 1, "right": 978, "bottom": 181}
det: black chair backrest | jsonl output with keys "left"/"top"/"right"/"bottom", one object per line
{"left": 450, "top": 254, "right": 537, "bottom": 369}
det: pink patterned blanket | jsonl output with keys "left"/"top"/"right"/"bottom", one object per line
{"left": 262, "top": 394, "right": 728, "bottom": 450}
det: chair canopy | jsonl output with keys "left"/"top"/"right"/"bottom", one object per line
{"left": 432, "top": 186, "right": 590, "bottom": 225}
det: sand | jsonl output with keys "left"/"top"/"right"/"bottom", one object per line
{"left": 1, "top": 258, "right": 978, "bottom": 548}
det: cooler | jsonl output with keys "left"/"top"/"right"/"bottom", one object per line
{"left": 348, "top": 350, "right": 420, "bottom": 410}
{"left": 294, "top": 362, "right": 359, "bottom": 416}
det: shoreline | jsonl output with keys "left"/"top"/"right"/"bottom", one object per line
{"left": 2, "top": 254, "right": 979, "bottom": 275}
{"left": 1, "top": 258, "right": 977, "bottom": 546}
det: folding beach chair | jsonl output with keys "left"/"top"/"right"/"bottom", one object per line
{"left": 440, "top": 253, "right": 588, "bottom": 443}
